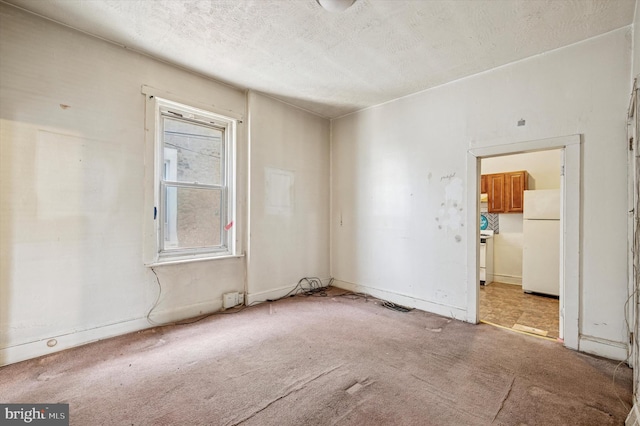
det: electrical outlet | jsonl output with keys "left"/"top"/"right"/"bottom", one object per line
{"left": 223, "top": 292, "right": 239, "bottom": 309}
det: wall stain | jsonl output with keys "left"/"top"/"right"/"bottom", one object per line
{"left": 436, "top": 177, "right": 464, "bottom": 232}
{"left": 440, "top": 172, "right": 456, "bottom": 181}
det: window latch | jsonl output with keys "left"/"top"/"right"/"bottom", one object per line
{"left": 154, "top": 206, "right": 157, "bottom": 220}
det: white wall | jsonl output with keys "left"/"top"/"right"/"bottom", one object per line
{"left": 630, "top": 0, "right": 640, "bottom": 411}
{"left": 331, "top": 27, "right": 632, "bottom": 359}
{"left": 247, "top": 93, "right": 330, "bottom": 301}
{"left": 635, "top": 0, "right": 640, "bottom": 79}
{"left": 0, "top": 4, "right": 248, "bottom": 365}
{"left": 0, "top": 4, "right": 329, "bottom": 365}
{"left": 481, "top": 150, "right": 562, "bottom": 284}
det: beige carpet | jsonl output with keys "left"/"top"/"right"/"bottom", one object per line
{"left": 0, "top": 288, "right": 632, "bottom": 425}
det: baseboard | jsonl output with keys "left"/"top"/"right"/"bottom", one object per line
{"left": 0, "top": 317, "right": 150, "bottom": 367}
{"left": 0, "top": 299, "right": 223, "bottom": 367}
{"left": 579, "top": 335, "right": 628, "bottom": 361}
{"left": 332, "top": 279, "right": 467, "bottom": 321}
{"left": 246, "top": 285, "right": 298, "bottom": 305}
{"left": 492, "top": 274, "right": 522, "bottom": 285}
{"left": 149, "top": 299, "right": 223, "bottom": 324}
{"left": 626, "top": 402, "right": 640, "bottom": 426}
{"left": 246, "top": 278, "right": 333, "bottom": 306}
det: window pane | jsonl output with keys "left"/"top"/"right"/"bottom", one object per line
{"left": 163, "top": 117, "right": 223, "bottom": 185}
{"left": 164, "top": 186, "right": 222, "bottom": 250}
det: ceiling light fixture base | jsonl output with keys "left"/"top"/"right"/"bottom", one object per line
{"left": 316, "top": 0, "right": 356, "bottom": 13}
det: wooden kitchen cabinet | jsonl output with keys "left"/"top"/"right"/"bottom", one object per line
{"left": 480, "top": 175, "right": 487, "bottom": 194}
{"left": 487, "top": 173, "right": 506, "bottom": 213}
{"left": 505, "top": 171, "right": 527, "bottom": 212}
{"left": 482, "top": 170, "right": 528, "bottom": 213}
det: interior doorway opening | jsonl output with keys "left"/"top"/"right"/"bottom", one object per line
{"left": 466, "top": 135, "right": 581, "bottom": 351}
{"left": 479, "top": 150, "right": 563, "bottom": 341}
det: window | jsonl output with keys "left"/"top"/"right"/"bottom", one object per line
{"left": 151, "top": 97, "right": 236, "bottom": 263}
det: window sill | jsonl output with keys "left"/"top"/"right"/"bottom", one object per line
{"left": 145, "top": 253, "right": 244, "bottom": 267}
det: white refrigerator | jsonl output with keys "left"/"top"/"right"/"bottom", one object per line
{"left": 522, "top": 189, "right": 560, "bottom": 296}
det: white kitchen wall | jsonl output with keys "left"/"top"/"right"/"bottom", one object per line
{"left": 247, "top": 92, "right": 330, "bottom": 302}
{"left": 482, "top": 150, "right": 562, "bottom": 190}
{"left": 481, "top": 150, "right": 562, "bottom": 284}
{"left": 331, "top": 27, "right": 631, "bottom": 359}
{"left": 488, "top": 214, "right": 524, "bottom": 285}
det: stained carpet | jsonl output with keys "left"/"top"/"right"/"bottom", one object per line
{"left": 0, "top": 288, "right": 632, "bottom": 425}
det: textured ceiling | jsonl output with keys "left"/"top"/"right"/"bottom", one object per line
{"left": 4, "top": 0, "right": 636, "bottom": 118}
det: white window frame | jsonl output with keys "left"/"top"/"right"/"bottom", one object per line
{"left": 149, "top": 96, "right": 237, "bottom": 264}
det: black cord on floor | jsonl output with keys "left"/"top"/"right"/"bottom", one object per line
{"left": 152, "top": 277, "right": 336, "bottom": 327}
{"left": 147, "top": 276, "right": 412, "bottom": 329}
{"left": 334, "top": 291, "right": 413, "bottom": 312}
{"left": 146, "top": 267, "right": 162, "bottom": 326}
{"left": 276, "top": 277, "right": 332, "bottom": 299}
{"left": 381, "top": 301, "right": 413, "bottom": 313}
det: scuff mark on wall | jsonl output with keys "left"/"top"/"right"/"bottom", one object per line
{"left": 435, "top": 289, "right": 450, "bottom": 301}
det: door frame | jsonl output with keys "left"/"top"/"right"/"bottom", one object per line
{"left": 627, "top": 80, "right": 638, "bottom": 382}
{"left": 466, "top": 134, "right": 581, "bottom": 350}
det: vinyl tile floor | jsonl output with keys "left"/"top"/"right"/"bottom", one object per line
{"left": 479, "top": 281, "right": 560, "bottom": 339}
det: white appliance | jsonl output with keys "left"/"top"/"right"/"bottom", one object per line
{"left": 522, "top": 189, "right": 560, "bottom": 296}
{"left": 480, "top": 229, "right": 494, "bottom": 285}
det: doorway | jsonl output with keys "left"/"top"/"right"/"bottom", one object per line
{"left": 479, "top": 150, "right": 562, "bottom": 339}
{"left": 466, "top": 135, "right": 581, "bottom": 351}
